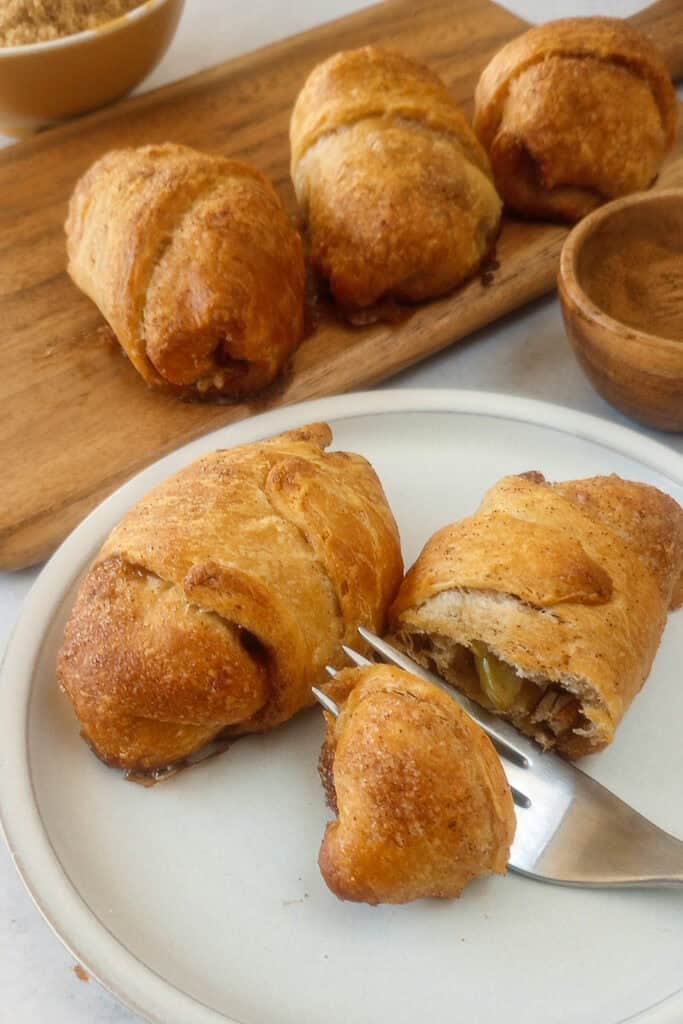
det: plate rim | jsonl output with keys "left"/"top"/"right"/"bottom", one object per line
{"left": 2, "top": 387, "right": 682, "bottom": 1024}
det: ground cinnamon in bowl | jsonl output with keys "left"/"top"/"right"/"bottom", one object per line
{"left": 578, "top": 204, "right": 683, "bottom": 342}
{"left": 0, "top": 0, "right": 145, "bottom": 46}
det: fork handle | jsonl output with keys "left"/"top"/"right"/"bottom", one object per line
{"left": 531, "top": 767, "right": 683, "bottom": 889}
{"left": 626, "top": 820, "right": 683, "bottom": 887}
{"left": 597, "top": 816, "right": 683, "bottom": 888}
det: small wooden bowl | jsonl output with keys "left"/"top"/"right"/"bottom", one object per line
{"left": 559, "top": 189, "right": 683, "bottom": 432}
{"left": 0, "top": 0, "right": 184, "bottom": 136}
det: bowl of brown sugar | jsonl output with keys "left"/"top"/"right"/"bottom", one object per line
{"left": 559, "top": 189, "right": 683, "bottom": 432}
{"left": 0, "top": 0, "right": 184, "bottom": 135}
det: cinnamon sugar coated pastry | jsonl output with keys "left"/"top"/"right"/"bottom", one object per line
{"left": 290, "top": 46, "right": 502, "bottom": 313}
{"left": 318, "top": 664, "right": 515, "bottom": 904}
{"left": 474, "top": 18, "right": 678, "bottom": 222}
{"left": 391, "top": 472, "right": 683, "bottom": 759}
{"left": 66, "top": 143, "right": 306, "bottom": 399}
{"left": 57, "top": 424, "right": 403, "bottom": 773}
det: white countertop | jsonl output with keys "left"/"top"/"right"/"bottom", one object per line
{"left": 1, "top": 1, "right": 681, "bottom": 1021}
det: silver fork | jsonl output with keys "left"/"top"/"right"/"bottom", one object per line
{"left": 313, "top": 627, "right": 683, "bottom": 889}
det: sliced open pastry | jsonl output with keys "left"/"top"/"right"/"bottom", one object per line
{"left": 391, "top": 472, "right": 683, "bottom": 758}
{"left": 58, "top": 424, "right": 403, "bottom": 773}
{"left": 318, "top": 664, "right": 515, "bottom": 904}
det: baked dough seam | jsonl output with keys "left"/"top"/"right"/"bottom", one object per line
{"left": 481, "top": 50, "right": 674, "bottom": 146}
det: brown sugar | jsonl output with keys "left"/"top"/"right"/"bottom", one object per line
{"left": 0, "top": 0, "right": 145, "bottom": 46}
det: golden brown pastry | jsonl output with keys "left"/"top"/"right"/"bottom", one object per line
{"left": 66, "top": 143, "right": 306, "bottom": 398}
{"left": 290, "top": 46, "right": 502, "bottom": 313}
{"left": 318, "top": 664, "right": 515, "bottom": 904}
{"left": 58, "top": 424, "right": 403, "bottom": 773}
{"left": 474, "top": 18, "right": 678, "bottom": 222}
{"left": 391, "top": 472, "right": 683, "bottom": 759}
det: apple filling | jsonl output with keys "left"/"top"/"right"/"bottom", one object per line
{"left": 405, "top": 633, "right": 586, "bottom": 750}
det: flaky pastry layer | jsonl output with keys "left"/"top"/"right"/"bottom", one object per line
{"left": 474, "top": 18, "right": 678, "bottom": 221}
{"left": 290, "top": 46, "right": 502, "bottom": 312}
{"left": 66, "top": 143, "right": 306, "bottom": 398}
{"left": 58, "top": 424, "right": 403, "bottom": 772}
{"left": 318, "top": 664, "right": 515, "bottom": 904}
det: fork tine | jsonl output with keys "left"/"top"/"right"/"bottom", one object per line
{"left": 312, "top": 686, "right": 340, "bottom": 717}
{"left": 357, "top": 627, "right": 448, "bottom": 686}
{"left": 341, "top": 644, "right": 372, "bottom": 667}
{"left": 357, "top": 627, "right": 533, "bottom": 771}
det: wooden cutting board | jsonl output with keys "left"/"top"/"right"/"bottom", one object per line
{"left": 2, "top": 0, "right": 683, "bottom": 570}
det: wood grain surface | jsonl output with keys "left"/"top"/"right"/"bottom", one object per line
{"left": 1, "top": 0, "right": 682, "bottom": 570}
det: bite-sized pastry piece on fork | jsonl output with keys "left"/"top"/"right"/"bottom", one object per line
{"left": 66, "top": 143, "right": 306, "bottom": 399}
{"left": 315, "top": 663, "right": 515, "bottom": 904}
{"left": 317, "top": 631, "right": 683, "bottom": 890}
{"left": 390, "top": 471, "right": 683, "bottom": 759}
{"left": 290, "top": 46, "right": 502, "bottom": 315}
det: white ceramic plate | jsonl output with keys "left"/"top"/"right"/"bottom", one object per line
{"left": 2, "top": 390, "right": 682, "bottom": 1024}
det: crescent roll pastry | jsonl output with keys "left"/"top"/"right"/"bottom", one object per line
{"left": 318, "top": 665, "right": 515, "bottom": 904}
{"left": 66, "top": 143, "right": 306, "bottom": 398}
{"left": 474, "top": 18, "right": 678, "bottom": 222}
{"left": 290, "top": 46, "right": 502, "bottom": 313}
{"left": 391, "top": 473, "right": 683, "bottom": 759}
{"left": 57, "top": 424, "right": 403, "bottom": 773}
